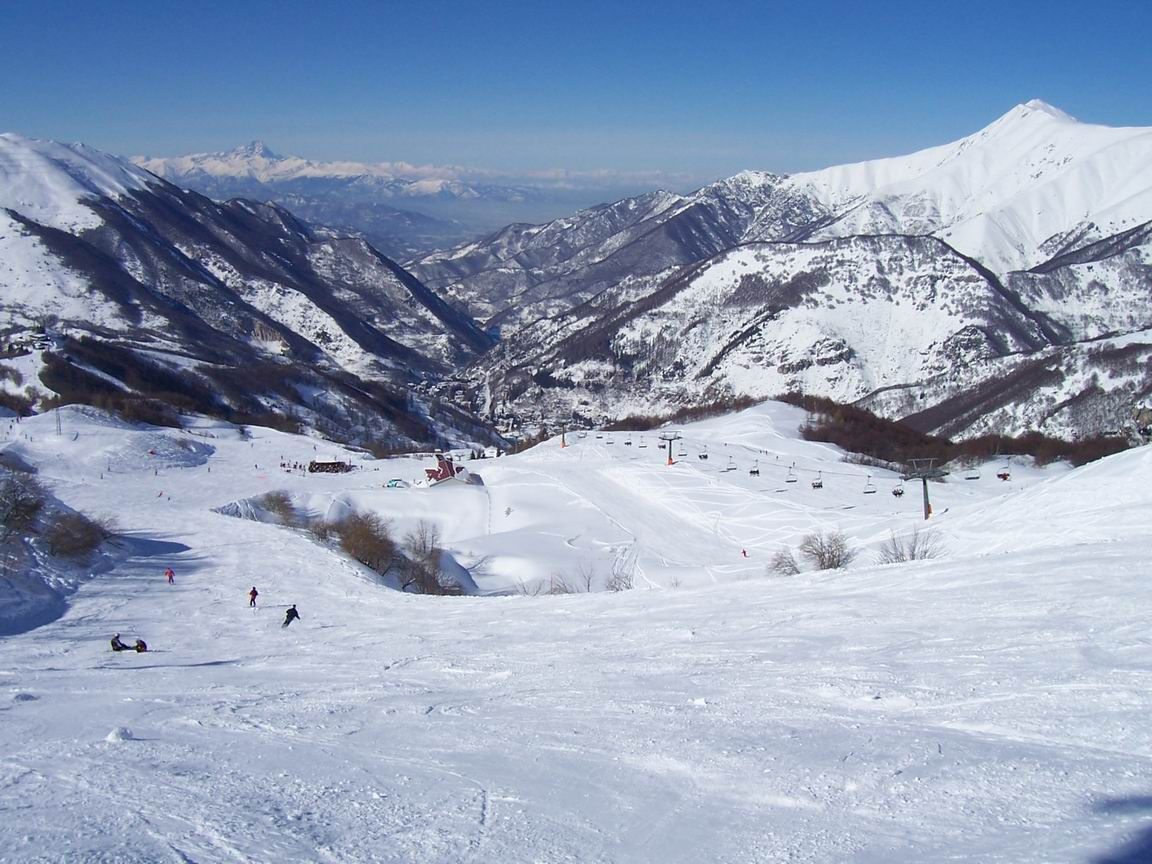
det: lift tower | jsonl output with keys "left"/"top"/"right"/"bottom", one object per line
{"left": 902, "top": 458, "right": 949, "bottom": 520}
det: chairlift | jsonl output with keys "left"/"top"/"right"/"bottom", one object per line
{"left": 997, "top": 468, "right": 1011, "bottom": 481}
{"left": 785, "top": 463, "right": 797, "bottom": 484}
{"left": 862, "top": 475, "right": 877, "bottom": 494}
{"left": 722, "top": 457, "right": 737, "bottom": 473}
{"left": 749, "top": 460, "right": 760, "bottom": 477}
{"left": 678, "top": 446, "right": 688, "bottom": 457}
{"left": 698, "top": 445, "right": 709, "bottom": 461}
{"left": 892, "top": 480, "right": 905, "bottom": 497}
{"left": 577, "top": 431, "right": 588, "bottom": 439}
{"left": 638, "top": 437, "right": 648, "bottom": 448}
{"left": 965, "top": 465, "right": 980, "bottom": 480}
{"left": 811, "top": 471, "right": 823, "bottom": 489}
{"left": 624, "top": 437, "right": 632, "bottom": 446}
{"left": 606, "top": 437, "right": 614, "bottom": 445}
{"left": 595, "top": 433, "right": 603, "bottom": 439}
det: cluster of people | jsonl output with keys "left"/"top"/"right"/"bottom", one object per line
{"left": 110, "top": 634, "right": 147, "bottom": 652}
{"left": 108, "top": 570, "right": 303, "bottom": 655}
{"left": 250, "top": 586, "right": 300, "bottom": 626}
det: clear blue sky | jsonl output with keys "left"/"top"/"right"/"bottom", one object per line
{"left": 4, "top": 0, "right": 1150, "bottom": 186}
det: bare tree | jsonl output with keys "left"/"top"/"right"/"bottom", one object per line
{"left": 574, "top": 560, "right": 597, "bottom": 592}
{"left": 306, "top": 518, "right": 336, "bottom": 542}
{"left": 463, "top": 554, "right": 494, "bottom": 584}
{"left": 336, "top": 512, "right": 399, "bottom": 576}
{"left": 547, "top": 573, "right": 573, "bottom": 594}
{"left": 43, "top": 511, "right": 117, "bottom": 560}
{"left": 798, "top": 530, "right": 857, "bottom": 570}
{"left": 0, "top": 473, "right": 45, "bottom": 545}
{"left": 606, "top": 543, "right": 637, "bottom": 592}
{"left": 401, "top": 519, "right": 460, "bottom": 595}
{"left": 260, "top": 490, "right": 298, "bottom": 527}
{"left": 875, "top": 527, "right": 944, "bottom": 565}
{"left": 769, "top": 547, "right": 801, "bottom": 576}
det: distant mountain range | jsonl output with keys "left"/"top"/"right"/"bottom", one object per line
{"left": 3, "top": 101, "right": 1151, "bottom": 445}
{"left": 134, "top": 143, "right": 659, "bottom": 258}
{"left": 411, "top": 101, "right": 1152, "bottom": 440}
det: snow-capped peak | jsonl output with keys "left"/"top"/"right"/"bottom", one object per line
{"left": 783, "top": 100, "right": 1152, "bottom": 272}
{"left": 974, "top": 99, "right": 1079, "bottom": 142}
{"left": 231, "top": 139, "right": 280, "bottom": 159}
{"left": 0, "top": 132, "right": 154, "bottom": 231}
{"left": 1020, "top": 98, "right": 1076, "bottom": 121}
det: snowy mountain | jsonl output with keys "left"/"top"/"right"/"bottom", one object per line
{"left": 415, "top": 101, "right": 1152, "bottom": 323}
{"left": 420, "top": 102, "right": 1152, "bottom": 439}
{"left": 0, "top": 133, "right": 496, "bottom": 447}
{"left": 135, "top": 143, "right": 554, "bottom": 256}
{"left": 4, "top": 402, "right": 1152, "bottom": 861}
{"left": 786, "top": 99, "right": 1152, "bottom": 273}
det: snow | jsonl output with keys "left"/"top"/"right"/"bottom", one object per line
{"left": 2, "top": 402, "right": 1151, "bottom": 861}
{"left": 783, "top": 100, "right": 1152, "bottom": 273}
{"left": 0, "top": 133, "right": 153, "bottom": 232}
{"left": 0, "top": 212, "right": 122, "bottom": 327}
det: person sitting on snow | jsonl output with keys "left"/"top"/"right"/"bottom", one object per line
{"left": 134, "top": 639, "right": 148, "bottom": 653}
{"left": 110, "top": 634, "right": 128, "bottom": 652}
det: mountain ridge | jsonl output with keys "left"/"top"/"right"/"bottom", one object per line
{"left": 428, "top": 101, "right": 1152, "bottom": 440}
{"left": 0, "top": 134, "right": 498, "bottom": 448}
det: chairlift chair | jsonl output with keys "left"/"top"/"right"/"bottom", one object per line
{"left": 722, "top": 457, "right": 736, "bottom": 472}
{"left": 892, "top": 481, "right": 905, "bottom": 497}
{"left": 862, "top": 475, "right": 877, "bottom": 494}
{"left": 749, "top": 460, "right": 759, "bottom": 477}
{"left": 698, "top": 445, "right": 708, "bottom": 461}
{"left": 785, "top": 463, "right": 797, "bottom": 483}
{"left": 624, "top": 438, "right": 632, "bottom": 446}
{"left": 996, "top": 458, "right": 1012, "bottom": 481}
{"left": 638, "top": 437, "right": 647, "bottom": 448}
{"left": 811, "top": 471, "right": 823, "bottom": 489}
{"left": 965, "top": 465, "right": 980, "bottom": 480}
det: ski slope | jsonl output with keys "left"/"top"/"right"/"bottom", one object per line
{"left": 2, "top": 403, "right": 1151, "bottom": 862}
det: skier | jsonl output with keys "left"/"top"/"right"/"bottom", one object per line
{"left": 282, "top": 604, "right": 300, "bottom": 628}
{"left": 110, "top": 634, "right": 128, "bottom": 652}
{"left": 164, "top": 567, "right": 175, "bottom": 584}
{"left": 248, "top": 586, "right": 259, "bottom": 607}
{"left": 134, "top": 638, "right": 148, "bottom": 652}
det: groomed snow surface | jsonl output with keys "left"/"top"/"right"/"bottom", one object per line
{"left": 2, "top": 403, "right": 1151, "bottom": 863}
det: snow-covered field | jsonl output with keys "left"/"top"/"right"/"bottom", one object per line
{"left": 2, "top": 403, "right": 1151, "bottom": 862}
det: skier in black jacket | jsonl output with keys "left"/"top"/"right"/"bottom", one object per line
{"left": 282, "top": 605, "right": 300, "bottom": 628}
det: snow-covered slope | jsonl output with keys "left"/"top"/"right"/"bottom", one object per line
{"left": 0, "top": 133, "right": 154, "bottom": 231}
{"left": 2, "top": 403, "right": 1152, "bottom": 862}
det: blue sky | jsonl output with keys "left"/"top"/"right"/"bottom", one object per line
{"left": 4, "top": 0, "right": 1150, "bottom": 187}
